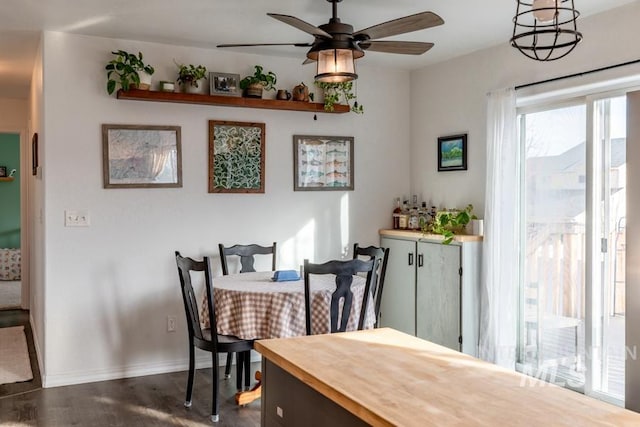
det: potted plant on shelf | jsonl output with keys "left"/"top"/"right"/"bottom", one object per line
{"left": 105, "top": 50, "right": 155, "bottom": 95}
{"left": 422, "top": 204, "right": 477, "bottom": 245}
{"left": 175, "top": 62, "right": 208, "bottom": 94}
{"left": 315, "top": 81, "right": 364, "bottom": 114}
{"left": 239, "top": 65, "right": 277, "bottom": 98}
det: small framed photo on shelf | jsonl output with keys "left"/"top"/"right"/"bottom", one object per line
{"left": 437, "top": 133, "right": 467, "bottom": 172}
{"left": 209, "top": 72, "right": 241, "bottom": 97}
{"left": 0, "top": 166, "right": 6, "bottom": 177}
{"left": 293, "top": 135, "right": 354, "bottom": 191}
{"left": 102, "top": 124, "right": 182, "bottom": 189}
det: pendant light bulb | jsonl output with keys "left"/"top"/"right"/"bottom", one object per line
{"left": 532, "top": 0, "right": 558, "bottom": 23}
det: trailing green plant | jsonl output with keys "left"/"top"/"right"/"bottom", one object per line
{"left": 315, "top": 81, "right": 363, "bottom": 114}
{"left": 175, "top": 62, "right": 208, "bottom": 88}
{"left": 105, "top": 50, "right": 155, "bottom": 95}
{"left": 422, "top": 204, "right": 477, "bottom": 245}
{"left": 239, "top": 65, "right": 277, "bottom": 91}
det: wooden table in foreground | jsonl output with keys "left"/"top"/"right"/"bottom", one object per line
{"left": 255, "top": 328, "right": 640, "bottom": 427}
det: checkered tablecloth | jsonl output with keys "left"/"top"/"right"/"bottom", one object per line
{"left": 200, "top": 271, "right": 374, "bottom": 340}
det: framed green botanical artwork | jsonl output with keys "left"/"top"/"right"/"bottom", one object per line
{"left": 208, "top": 120, "right": 265, "bottom": 193}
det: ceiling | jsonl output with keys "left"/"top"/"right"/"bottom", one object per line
{"left": 0, "top": 0, "right": 636, "bottom": 99}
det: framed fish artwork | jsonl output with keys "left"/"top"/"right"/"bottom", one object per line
{"left": 293, "top": 135, "right": 354, "bottom": 191}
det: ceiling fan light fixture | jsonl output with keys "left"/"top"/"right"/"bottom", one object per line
{"left": 511, "top": 0, "right": 582, "bottom": 61}
{"left": 315, "top": 48, "right": 358, "bottom": 83}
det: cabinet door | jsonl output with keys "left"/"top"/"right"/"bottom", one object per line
{"left": 416, "top": 242, "right": 461, "bottom": 351}
{"left": 379, "top": 237, "right": 416, "bottom": 335}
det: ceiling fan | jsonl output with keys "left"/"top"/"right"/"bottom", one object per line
{"left": 217, "top": 0, "right": 444, "bottom": 82}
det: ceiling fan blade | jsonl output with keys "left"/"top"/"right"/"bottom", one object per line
{"left": 267, "top": 13, "right": 332, "bottom": 39}
{"left": 302, "top": 58, "right": 315, "bottom": 65}
{"left": 354, "top": 11, "right": 444, "bottom": 41}
{"left": 359, "top": 41, "right": 434, "bottom": 55}
{"left": 217, "top": 42, "right": 313, "bottom": 48}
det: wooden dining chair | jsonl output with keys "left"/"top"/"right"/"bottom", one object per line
{"left": 353, "top": 243, "right": 390, "bottom": 327}
{"left": 218, "top": 242, "right": 277, "bottom": 275}
{"left": 303, "top": 258, "right": 377, "bottom": 335}
{"left": 175, "top": 251, "right": 254, "bottom": 423}
{"left": 218, "top": 242, "right": 276, "bottom": 379}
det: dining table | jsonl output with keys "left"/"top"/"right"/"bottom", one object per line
{"left": 199, "top": 270, "right": 376, "bottom": 405}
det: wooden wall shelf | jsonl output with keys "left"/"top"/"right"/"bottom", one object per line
{"left": 0, "top": 177, "right": 15, "bottom": 182}
{"left": 116, "top": 89, "right": 350, "bottom": 114}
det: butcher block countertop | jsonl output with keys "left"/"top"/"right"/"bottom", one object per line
{"left": 255, "top": 328, "right": 640, "bottom": 426}
{"left": 379, "top": 228, "right": 483, "bottom": 242}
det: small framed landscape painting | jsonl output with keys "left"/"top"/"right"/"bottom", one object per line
{"left": 293, "top": 135, "right": 354, "bottom": 191}
{"left": 438, "top": 133, "right": 467, "bottom": 172}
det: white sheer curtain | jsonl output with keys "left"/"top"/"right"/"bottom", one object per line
{"left": 478, "top": 88, "right": 519, "bottom": 369}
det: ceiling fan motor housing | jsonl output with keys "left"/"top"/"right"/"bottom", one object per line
{"left": 306, "top": 20, "right": 364, "bottom": 61}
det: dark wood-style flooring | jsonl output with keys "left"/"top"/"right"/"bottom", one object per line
{"left": 0, "top": 310, "right": 262, "bottom": 427}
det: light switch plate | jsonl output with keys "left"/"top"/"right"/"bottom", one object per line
{"left": 65, "top": 210, "right": 90, "bottom": 227}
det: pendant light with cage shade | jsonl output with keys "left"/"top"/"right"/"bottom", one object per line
{"left": 511, "top": 0, "right": 583, "bottom": 61}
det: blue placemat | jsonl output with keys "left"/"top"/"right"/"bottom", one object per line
{"left": 272, "top": 270, "right": 300, "bottom": 282}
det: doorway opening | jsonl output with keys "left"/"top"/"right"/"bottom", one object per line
{"left": 0, "top": 132, "right": 22, "bottom": 311}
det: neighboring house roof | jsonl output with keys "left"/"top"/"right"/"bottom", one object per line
{"left": 526, "top": 138, "right": 625, "bottom": 223}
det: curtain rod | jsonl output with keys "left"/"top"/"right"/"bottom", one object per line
{"left": 514, "top": 58, "right": 640, "bottom": 91}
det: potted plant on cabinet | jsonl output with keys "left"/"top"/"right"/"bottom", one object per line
{"left": 315, "top": 81, "right": 363, "bottom": 114}
{"left": 422, "top": 204, "right": 477, "bottom": 244}
{"left": 105, "top": 50, "right": 155, "bottom": 95}
{"left": 239, "top": 65, "right": 277, "bottom": 98}
{"left": 175, "top": 62, "right": 208, "bottom": 94}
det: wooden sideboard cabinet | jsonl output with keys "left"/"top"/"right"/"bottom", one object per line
{"left": 379, "top": 229, "right": 482, "bottom": 356}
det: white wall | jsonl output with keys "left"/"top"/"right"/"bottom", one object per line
{"left": 40, "top": 32, "right": 410, "bottom": 386}
{"left": 29, "top": 36, "right": 45, "bottom": 379}
{"left": 410, "top": 1, "right": 640, "bottom": 215}
{"left": 0, "top": 98, "right": 27, "bottom": 128}
{"left": 626, "top": 90, "right": 640, "bottom": 411}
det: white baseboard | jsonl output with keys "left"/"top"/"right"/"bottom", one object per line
{"left": 43, "top": 350, "right": 262, "bottom": 389}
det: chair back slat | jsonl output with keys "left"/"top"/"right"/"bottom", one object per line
{"left": 330, "top": 274, "right": 355, "bottom": 332}
{"left": 353, "top": 244, "right": 390, "bottom": 327}
{"left": 175, "top": 251, "right": 217, "bottom": 346}
{"left": 303, "top": 258, "right": 375, "bottom": 335}
{"left": 218, "top": 242, "right": 277, "bottom": 275}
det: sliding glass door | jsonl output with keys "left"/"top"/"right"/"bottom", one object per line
{"left": 589, "top": 95, "right": 626, "bottom": 401}
{"left": 518, "top": 103, "right": 587, "bottom": 389}
{"left": 517, "top": 94, "right": 627, "bottom": 404}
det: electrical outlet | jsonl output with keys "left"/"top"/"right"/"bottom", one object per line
{"left": 167, "top": 315, "right": 177, "bottom": 332}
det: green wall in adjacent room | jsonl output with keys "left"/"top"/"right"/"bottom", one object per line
{"left": 0, "top": 133, "right": 20, "bottom": 248}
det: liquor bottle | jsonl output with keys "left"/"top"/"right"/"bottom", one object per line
{"left": 418, "top": 202, "right": 428, "bottom": 230}
{"left": 392, "top": 198, "right": 401, "bottom": 229}
{"left": 408, "top": 195, "right": 419, "bottom": 230}
{"left": 399, "top": 200, "right": 409, "bottom": 230}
